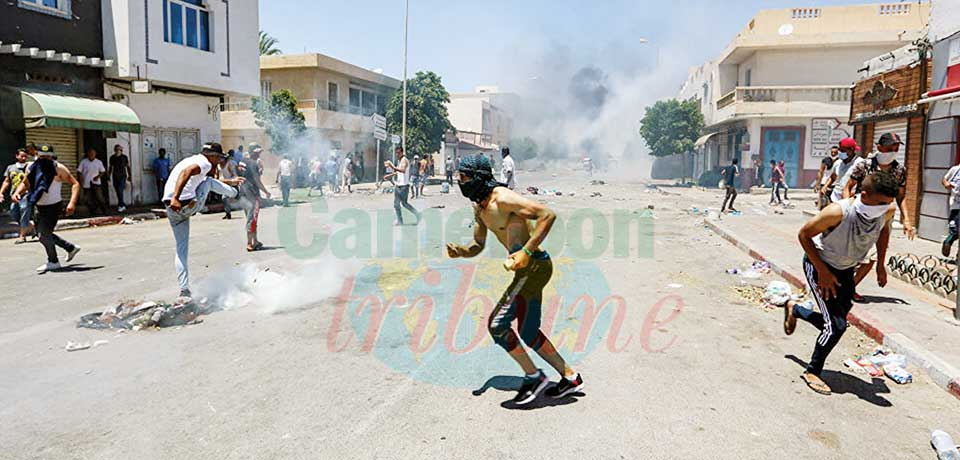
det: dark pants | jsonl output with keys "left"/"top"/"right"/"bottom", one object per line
{"left": 393, "top": 185, "right": 419, "bottom": 223}
{"left": 36, "top": 203, "right": 75, "bottom": 264}
{"left": 83, "top": 186, "right": 106, "bottom": 216}
{"left": 721, "top": 185, "right": 737, "bottom": 211}
{"left": 770, "top": 183, "right": 783, "bottom": 204}
{"left": 113, "top": 176, "right": 127, "bottom": 208}
{"left": 796, "top": 257, "right": 855, "bottom": 375}
{"left": 489, "top": 253, "right": 553, "bottom": 352}
{"left": 156, "top": 177, "right": 166, "bottom": 202}
{"left": 446, "top": 170, "right": 453, "bottom": 184}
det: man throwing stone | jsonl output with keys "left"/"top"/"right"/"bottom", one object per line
{"left": 782, "top": 171, "right": 897, "bottom": 395}
{"left": 163, "top": 143, "right": 244, "bottom": 302}
{"left": 446, "top": 154, "right": 582, "bottom": 405}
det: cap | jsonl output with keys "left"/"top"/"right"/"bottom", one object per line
{"left": 839, "top": 137, "right": 859, "bottom": 150}
{"left": 36, "top": 144, "right": 55, "bottom": 157}
{"left": 878, "top": 132, "right": 903, "bottom": 146}
{"left": 202, "top": 142, "right": 227, "bottom": 158}
{"left": 252, "top": 146, "right": 263, "bottom": 153}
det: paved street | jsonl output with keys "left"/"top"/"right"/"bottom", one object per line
{"left": 2, "top": 170, "right": 959, "bottom": 459}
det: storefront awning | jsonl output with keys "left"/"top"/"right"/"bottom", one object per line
{"left": 918, "top": 86, "right": 960, "bottom": 106}
{"left": 20, "top": 91, "right": 141, "bottom": 133}
{"left": 694, "top": 132, "right": 718, "bottom": 148}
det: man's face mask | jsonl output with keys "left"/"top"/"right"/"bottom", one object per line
{"left": 458, "top": 173, "right": 489, "bottom": 203}
{"left": 876, "top": 149, "right": 898, "bottom": 165}
{"left": 853, "top": 194, "right": 891, "bottom": 220}
{"left": 839, "top": 150, "right": 850, "bottom": 161}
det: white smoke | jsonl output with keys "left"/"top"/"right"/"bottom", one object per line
{"left": 194, "top": 261, "right": 356, "bottom": 314}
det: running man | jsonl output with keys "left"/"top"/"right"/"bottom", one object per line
{"left": 11, "top": 144, "right": 81, "bottom": 273}
{"left": 782, "top": 171, "right": 897, "bottom": 395}
{"left": 163, "top": 143, "right": 243, "bottom": 302}
{"left": 720, "top": 157, "right": 740, "bottom": 213}
{"left": 238, "top": 146, "right": 271, "bottom": 252}
{"left": 446, "top": 154, "right": 583, "bottom": 405}
{"left": 384, "top": 147, "right": 420, "bottom": 225}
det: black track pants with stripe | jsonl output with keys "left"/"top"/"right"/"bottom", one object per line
{"left": 795, "top": 256, "right": 856, "bottom": 375}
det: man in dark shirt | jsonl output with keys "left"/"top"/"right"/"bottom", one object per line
{"left": 108, "top": 145, "right": 132, "bottom": 212}
{"left": 769, "top": 159, "right": 783, "bottom": 205}
{"left": 816, "top": 146, "right": 839, "bottom": 209}
{"left": 720, "top": 158, "right": 740, "bottom": 213}
{"left": 238, "top": 147, "right": 271, "bottom": 251}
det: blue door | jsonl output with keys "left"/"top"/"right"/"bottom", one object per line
{"left": 762, "top": 128, "right": 802, "bottom": 188}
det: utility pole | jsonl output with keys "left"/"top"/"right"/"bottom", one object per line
{"left": 402, "top": 0, "right": 409, "bottom": 157}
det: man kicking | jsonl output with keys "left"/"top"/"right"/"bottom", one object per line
{"left": 782, "top": 171, "right": 897, "bottom": 395}
{"left": 163, "top": 143, "right": 244, "bottom": 302}
{"left": 446, "top": 154, "right": 582, "bottom": 405}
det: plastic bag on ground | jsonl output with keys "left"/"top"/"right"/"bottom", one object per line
{"left": 762, "top": 281, "right": 792, "bottom": 306}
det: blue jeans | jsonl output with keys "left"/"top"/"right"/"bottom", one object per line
{"left": 280, "top": 175, "right": 292, "bottom": 205}
{"left": 9, "top": 200, "right": 32, "bottom": 231}
{"left": 166, "top": 178, "right": 237, "bottom": 293}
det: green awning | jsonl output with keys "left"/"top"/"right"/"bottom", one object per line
{"left": 21, "top": 91, "right": 141, "bottom": 133}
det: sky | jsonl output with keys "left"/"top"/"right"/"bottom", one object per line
{"left": 259, "top": 0, "right": 889, "bottom": 95}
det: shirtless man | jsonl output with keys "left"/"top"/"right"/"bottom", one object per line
{"left": 446, "top": 154, "right": 583, "bottom": 405}
{"left": 782, "top": 170, "right": 897, "bottom": 395}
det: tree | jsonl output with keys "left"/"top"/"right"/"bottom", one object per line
{"left": 385, "top": 71, "right": 451, "bottom": 158}
{"left": 251, "top": 89, "right": 306, "bottom": 155}
{"left": 259, "top": 31, "right": 281, "bottom": 56}
{"left": 639, "top": 99, "right": 704, "bottom": 158}
{"left": 508, "top": 137, "right": 539, "bottom": 161}
{"left": 639, "top": 99, "right": 704, "bottom": 182}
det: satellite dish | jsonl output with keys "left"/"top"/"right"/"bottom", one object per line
{"left": 778, "top": 23, "right": 794, "bottom": 36}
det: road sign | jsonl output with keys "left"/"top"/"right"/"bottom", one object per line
{"left": 391, "top": 134, "right": 401, "bottom": 145}
{"left": 374, "top": 126, "right": 387, "bottom": 141}
{"left": 372, "top": 113, "right": 386, "bottom": 130}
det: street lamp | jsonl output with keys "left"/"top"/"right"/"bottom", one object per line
{"left": 402, "top": 0, "right": 409, "bottom": 157}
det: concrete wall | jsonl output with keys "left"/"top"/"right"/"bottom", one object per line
{"left": 102, "top": 0, "right": 259, "bottom": 97}
{"left": 744, "top": 46, "right": 895, "bottom": 87}
{"left": 104, "top": 84, "right": 222, "bottom": 204}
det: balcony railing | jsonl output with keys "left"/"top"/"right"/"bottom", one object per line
{"left": 220, "top": 98, "right": 383, "bottom": 117}
{"left": 716, "top": 85, "right": 852, "bottom": 108}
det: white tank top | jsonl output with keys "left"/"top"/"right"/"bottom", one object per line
{"left": 395, "top": 160, "right": 408, "bottom": 186}
{"left": 37, "top": 175, "right": 63, "bottom": 206}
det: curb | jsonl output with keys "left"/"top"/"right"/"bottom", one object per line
{"left": 704, "top": 217, "right": 960, "bottom": 401}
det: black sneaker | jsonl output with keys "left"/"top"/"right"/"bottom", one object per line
{"left": 546, "top": 373, "right": 584, "bottom": 399}
{"left": 513, "top": 370, "right": 548, "bottom": 405}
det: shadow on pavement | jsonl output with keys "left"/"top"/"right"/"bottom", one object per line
{"left": 785, "top": 355, "right": 892, "bottom": 407}
{"left": 50, "top": 264, "right": 105, "bottom": 273}
{"left": 856, "top": 295, "right": 908, "bottom": 305}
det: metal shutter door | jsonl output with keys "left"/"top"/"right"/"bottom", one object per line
{"left": 873, "top": 119, "right": 908, "bottom": 163}
{"left": 26, "top": 127, "right": 79, "bottom": 201}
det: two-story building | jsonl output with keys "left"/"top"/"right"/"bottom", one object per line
{"left": 220, "top": 53, "right": 401, "bottom": 182}
{"left": 101, "top": 0, "right": 260, "bottom": 204}
{"left": 446, "top": 86, "right": 519, "bottom": 149}
{"left": 680, "top": 2, "right": 929, "bottom": 188}
{"left": 0, "top": 0, "right": 139, "bottom": 199}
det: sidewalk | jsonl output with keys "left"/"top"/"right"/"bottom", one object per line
{"left": 0, "top": 203, "right": 222, "bottom": 239}
{"left": 697, "top": 192, "right": 960, "bottom": 400}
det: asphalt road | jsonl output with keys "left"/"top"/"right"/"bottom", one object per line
{"left": 1, "top": 170, "right": 958, "bottom": 460}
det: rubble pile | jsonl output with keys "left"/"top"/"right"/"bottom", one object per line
{"left": 78, "top": 299, "right": 210, "bottom": 331}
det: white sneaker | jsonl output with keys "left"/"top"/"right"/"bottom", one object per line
{"left": 118, "top": 206, "right": 126, "bottom": 212}
{"left": 66, "top": 247, "right": 81, "bottom": 262}
{"left": 36, "top": 262, "right": 61, "bottom": 273}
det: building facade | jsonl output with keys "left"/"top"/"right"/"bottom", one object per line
{"left": 0, "top": 0, "right": 139, "bottom": 204}
{"left": 849, "top": 45, "right": 931, "bottom": 233}
{"left": 101, "top": 0, "right": 260, "bottom": 204}
{"left": 220, "top": 53, "right": 400, "bottom": 181}
{"left": 446, "top": 86, "right": 519, "bottom": 149}
{"left": 678, "top": 2, "right": 929, "bottom": 188}
{"left": 917, "top": 0, "right": 960, "bottom": 240}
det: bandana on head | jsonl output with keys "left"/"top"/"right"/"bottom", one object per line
{"left": 457, "top": 154, "right": 505, "bottom": 203}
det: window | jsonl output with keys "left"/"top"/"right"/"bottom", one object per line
{"left": 327, "top": 82, "right": 339, "bottom": 111}
{"left": 744, "top": 69, "right": 752, "bottom": 87}
{"left": 164, "top": 0, "right": 212, "bottom": 52}
{"left": 17, "top": 0, "right": 71, "bottom": 19}
{"left": 349, "top": 88, "right": 361, "bottom": 114}
{"left": 375, "top": 94, "right": 386, "bottom": 115}
{"left": 260, "top": 80, "right": 272, "bottom": 99}
{"left": 361, "top": 90, "right": 376, "bottom": 116}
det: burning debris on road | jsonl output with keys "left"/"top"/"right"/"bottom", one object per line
{"left": 78, "top": 299, "right": 211, "bottom": 331}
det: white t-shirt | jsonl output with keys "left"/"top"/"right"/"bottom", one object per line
{"left": 279, "top": 159, "right": 293, "bottom": 177}
{"left": 830, "top": 157, "right": 862, "bottom": 203}
{"left": 163, "top": 154, "right": 213, "bottom": 202}
{"left": 77, "top": 158, "right": 105, "bottom": 188}
{"left": 395, "top": 158, "right": 408, "bottom": 186}
{"left": 946, "top": 165, "right": 960, "bottom": 210}
{"left": 501, "top": 155, "right": 516, "bottom": 189}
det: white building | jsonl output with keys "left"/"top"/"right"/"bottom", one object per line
{"left": 101, "top": 0, "right": 259, "bottom": 204}
{"left": 679, "top": 2, "right": 929, "bottom": 187}
{"left": 446, "top": 86, "right": 519, "bottom": 148}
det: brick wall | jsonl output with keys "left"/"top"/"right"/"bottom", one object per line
{"left": 905, "top": 116, "right": 925, "bottom": 227}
